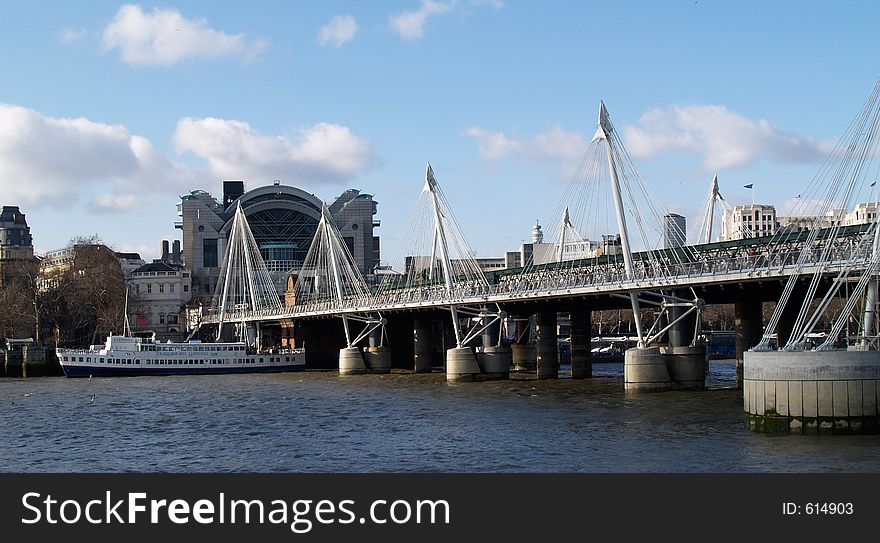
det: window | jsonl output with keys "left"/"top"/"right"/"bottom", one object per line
{"left": 203, "top": 238, "right": 219, "bottom": 268}
{"left": 170, "top": 284, "right": 175, "bottom": 293}
{"left": 135, "top": 284, "right": 140, "bottom": 294}
{"left": 343, "top": 236, "right": 355, "bottom": 255}
{"left": 184, "top": 285, "right": 189, "bottom": 292}
{"left": 147, "top": 284, "right": 152, "bottom": 294}
{"left": 160, "top": 315, "right": 165, "bottom": 324}
{"left": 159, "top": 284, "right": 165, "bottom": 294}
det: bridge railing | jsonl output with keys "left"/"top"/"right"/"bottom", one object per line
{"left": 198, "top": 234, "right": 874, "bottom": 323}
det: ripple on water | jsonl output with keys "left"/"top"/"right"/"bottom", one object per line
{"left": 1, "top": 363, "right": 879, "bottom": 472}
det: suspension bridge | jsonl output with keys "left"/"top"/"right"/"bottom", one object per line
{"left": 193, "top": 81, "right": 880, "bottom": 434}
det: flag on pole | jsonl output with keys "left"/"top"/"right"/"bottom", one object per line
{"left": 744, "top": 183, "right": 754, "bottom": 189}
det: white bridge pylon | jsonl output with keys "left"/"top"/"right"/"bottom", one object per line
{"left": 529, "top": 101, "right": 707, "bottom": 349}
{"left": 295, "top": 203, "right": 384, "bottom": 348}
{"left": 691, "top": 174, "right": 730, "bottom": 245}
{"left": 377, "top": 163, "right": 504, "bottom": 348}
{"left": 213, "top": 202, "right": 283, "bottom": 342}
{"left": 592, "top": 101, "right": 647, "bottom": 346}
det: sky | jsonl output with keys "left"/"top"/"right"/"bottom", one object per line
{"left": 2, "top": 0, "right": 880, "bottom": 263}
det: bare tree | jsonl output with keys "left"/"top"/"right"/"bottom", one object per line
{"left": 702, "top": 303, "right": 735, "bottom": 331}
{"left": 38, "top": 240, "right": 127, "bottom": 347}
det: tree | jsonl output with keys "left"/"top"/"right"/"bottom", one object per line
{"left": 38, "top": 240, "right": 128, "bottom": 347}
{"left": 0, "top": 258, "right": 40, "bottom": 342}
{"left": 702, "top": 304, "right": 735, "bottom": 331}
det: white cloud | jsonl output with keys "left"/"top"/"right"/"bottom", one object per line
{"left": 622, "top": 104, "right": 834, "bottom": 171}
{"left": 390, "top": 0, "right": 455, "bottom": 41}
{"left": 89, "top": 193, "right": 137, "bottom": 213}
{"left": 0, "top": 103, "right": 201, "bottom": 209}
{"left": 102, "top": 4, "right": 268, "bottom": 65}
{"left": 59, "top": 28, "right": 87, "bottom": 43}
{"left": 470, "top": 0, "right": 505, "bottom": 9}
{"left": 173, "top": 117, "right": 376, "bottom": 184}
{"left": 462, "top": 127, "right": 523, "bottom": 159}
{"left": 463, "top": 125, "right": 589, "bottom": 161}
{"left": 318, "top": 15, "right": 358, "bottom": 48}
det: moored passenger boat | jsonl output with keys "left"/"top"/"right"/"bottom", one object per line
{"left": 57, "top": 335, "right": 305, "bottom": 377}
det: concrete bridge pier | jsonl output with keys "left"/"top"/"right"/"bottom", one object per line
{"left": 536, "top": 310, "right": 559, "bottom": 379}
{"left": 446, "top": 346, "right": 481, "bottom": 382}
{"left": 413, "top": 317, "right": 433, "bottom": 373}
{"left": 445, "top": 308, "right": 481, "bottom": 381}
{"left": 510, "top": 314, "right": 537, "bottom": 372}
{"left": 363, "top": 346, "right": 392, "bottom": 373}
{"left": 363, "top": 327, "right": 391, "bottom": 373}
{"left": 624, "top": 346, "right": 673, "bottom": 392}
{"left": 663, "top": 345, "right": 708, "bottom": 390}
{"left": 735, "top": 297, "right": 763, "bottom": 387}
{"left": 339, "top": 346, "right": 367, "bottom": 375}
{"left": 662, "top": 290, "right": 707, "bottom": 390}
{"left": 476, "top": 316, "right": 510, "bottom": 380}
{"left": 744, "top": 350, "right": 880, "bottom": 434}
{"left": 569, "top": 304, "right": 592, "bottom": 379}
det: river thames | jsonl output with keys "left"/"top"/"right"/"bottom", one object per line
{"left": 2, "top": 361, "right": 879, "bottom": 472}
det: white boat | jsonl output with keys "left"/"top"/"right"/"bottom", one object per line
{"left": 57, "top": 335, "right": 305, "bottom": 377}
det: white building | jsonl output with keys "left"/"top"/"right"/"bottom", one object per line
{"left": 116, "top": 252, "right": 146, "bottom": 278}
{"left": 845, "top": 202, "right": 879, "bottom": 225}
{"left": 720, "top": 204, "right": 778, "bottom": 241}
{"left": 129, "top": 260, "right": 193, "bottom": 338}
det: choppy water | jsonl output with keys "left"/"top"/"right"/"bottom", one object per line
{"left": 1, "top": 361, "right": 879, "bottom": 472}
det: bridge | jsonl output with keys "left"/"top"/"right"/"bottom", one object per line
{"left": 199, "top": 224, "right": 872, "bottom": 322}
{"left": 192, "top": 81, "right": 880, "bottom": 434}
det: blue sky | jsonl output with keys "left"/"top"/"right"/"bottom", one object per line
{"left": 2, "top": 1, "right": 879, "bottom": 262}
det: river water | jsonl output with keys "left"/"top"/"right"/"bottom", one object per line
{"left": 2, "top": 361, "right": 879, "bottom": 472}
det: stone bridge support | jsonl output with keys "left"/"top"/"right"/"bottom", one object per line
{"left": 735, "top": 298, "right": 763, "bottom": 387}
{"left": 536, "top": 309, "right": 559, "bottom": 379}
{"left": 413, "top": 317, "right": 434, "bottom": 373}
{"left": 569, "top": 303, "right": 592, "bottom": 379}
{"left": 510, "top": 314, "right": 537, "bottom": 372}
{"left": 476, "top": 315, "right": 510, "bottom": 380}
